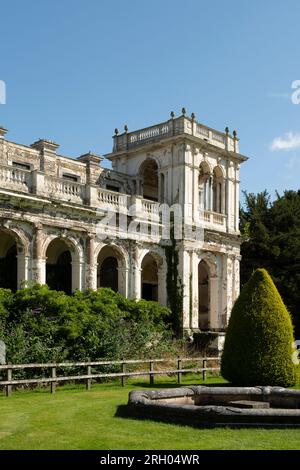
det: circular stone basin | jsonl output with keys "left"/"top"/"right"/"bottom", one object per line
{"left": 127, "top": 386, "right": 300, "bottom": 427}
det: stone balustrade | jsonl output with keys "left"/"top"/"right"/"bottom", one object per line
{"left": 0, "top": 162, "right": 227, "bottom": 230}
{"left": 44, "top": 175, "right": 86, "bottom": 203}
{"left": 0, "top": 163, "right": 31, "bottom": 193}
{"left": 97, "top": 188, "right": 129, "bottom": 213}
{"left": 113, "top": 115, "right": 237, "bottom": 153}
{"left": 202, "top": 210, "right": 227, "bottom": 230}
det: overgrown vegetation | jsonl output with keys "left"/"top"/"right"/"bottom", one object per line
{"left": 0, "top": 285, "right": 178, "bottom": 364}
{"left": 165, "top": 220, "right": 184, "bottom": 338}
{"left": 221, "top": 268, "right": 296, "bottom": 387}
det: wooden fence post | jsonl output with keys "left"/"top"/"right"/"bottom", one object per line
{"left": 177, "top": 358, "right": 182, "bottom": 384}
{"left": 121, "top": 362, "right": 126, "bottom": 387}
{"left": 202, "top": 359, "right": 207, "bottom": 382}
{"left": 6, "top": 367, "right": 12, "bottom": 397}
{"left": 51, "top": 366, "right": 56, "bottom": 394}
{"left": 86, "top": 365, "right": 91, "bottom": 391}
{"left": 149, "top": 360, "right": 154, "bottom": 385}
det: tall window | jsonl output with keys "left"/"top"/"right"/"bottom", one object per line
{"left": 199, "top": 162, "right": 211, "bottom": 210}
{"left": 212, "top": 167, "right": 224, "bottom": 213}
{"left": 140, "top": 159, "right": 159, "bottom": 201}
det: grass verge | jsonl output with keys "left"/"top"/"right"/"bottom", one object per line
{"left": 0, "top": 374, "right": 300, "bottom": 450}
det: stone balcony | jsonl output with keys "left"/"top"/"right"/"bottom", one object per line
{"left": 0, "top": 162, "right": 228, "bottom": 233}
{"left": 112, "top": 113, "right": 239, "bottom": 154}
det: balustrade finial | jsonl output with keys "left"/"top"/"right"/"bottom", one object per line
{"left": 233, "top": 129, "right": 237, "bottom": 138}
{"left": 114, "top": 128, "right": 119, "bottom": 136}
{"left": 225, "top": 126, "right": 229, "bottom": 135}
{"left": 191, "top": 112, "right": 195, "bottom": 120}
{"left": 181, "top": 107, "right": 186, "bottom": 116}
{"left": 124, "top": 124, "right": 128, "bottom": 133}
{"left": 170, "top": 111, "right": 175, "bottom": 119}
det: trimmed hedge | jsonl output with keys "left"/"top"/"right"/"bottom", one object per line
{"left": 221, "top": 268, "right": 296, "bottom": 387}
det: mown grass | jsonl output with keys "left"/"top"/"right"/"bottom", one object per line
{"left": 0, "top": 374, "right": 300, "bottom": 450}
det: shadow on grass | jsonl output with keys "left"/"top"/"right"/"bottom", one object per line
{"left": 114, "top": 404, "right": 210, "bottom": 429}
{"left": 129, "top": 381, "right": 230, "bottom": 389}
{"left": 114, "top": 404, "right": 290, "bottom": 430}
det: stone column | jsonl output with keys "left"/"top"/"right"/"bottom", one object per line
{"left": 132, "top": 266, "right": 142, "bottom": 300}
{"left": 157, "top": 265, "right": 167, "bottom": 306}
{"left": 71, "top": 260, "right": 84, "bottom": 292}
{"left": 209, "top": 176, "right": 213, "bottom": 211}
{"left": 178, "top": 248, "right": 191, "bottom": 330}
{"left": 226, "top": 162, "right": 235, "bottom": 232}
{"left": 222, "top": 180, "right": 226, "bottom": 214}
{"left": 190, "top": 251, "right": 199, "bottom": 329}
{"left": 221, "top": 254, "right": 234, "bottom": 327}
{"left": 17, "top": 253, "right": 30, "bottom": 289}
{"left": 209, "top": 276, "right": 219, "bottom": 329}
{"left": 193, "top": 167, "right": 200, "bottom": 224}
{"left": 233, "top": 255, "right": 241, "bottom": 303}
{"left": 32, "top": 225, "right": 46, "bottom": 285}
{"left": 118, "top": 267, "right": 129, "bottom": 298}
{"left": 87, "top": 236, "right": 97, "bottom": 290}
{"left": 130, "top": 245, "right": 142, "bottom": 300}
{"left": 234, "top": 164, "right": 240, "bottom": 232}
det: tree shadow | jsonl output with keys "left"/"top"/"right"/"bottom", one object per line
{"left": 129, "top": 381, "right": 230, "bottom": 389}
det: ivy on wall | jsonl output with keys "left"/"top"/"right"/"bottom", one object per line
{"left": 165, "top": 221, "right": 183, "bottom": 337}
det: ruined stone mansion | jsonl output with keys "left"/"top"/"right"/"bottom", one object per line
{"left": 0, "top": 110, "right": 247, "bottom": 333}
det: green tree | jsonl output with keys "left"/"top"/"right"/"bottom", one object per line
{"left": 240, "top": 190, "right": 300, "bottom": 336}
{"left": 221, "top": 268, "right": 296, "bottom": 387}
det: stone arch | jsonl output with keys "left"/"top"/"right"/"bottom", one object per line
{"left": 140, "top": 250, "right": 165, "bottom": 303}
{"left": 0, "top": 226, "right": 29, "bottom": 290}
{"left": 198, "top": 254, "right": 218, "bottom": 330}
{"left": 96, "top": 243, "right": 128, "bottom": 296}
{"left": 139, "top": 158, "right": 159, "bottom": 201}
{"left": 44, "top": 235, "right": 83, "bottom": 294}
{"left": 199, "top": 160, "right": 212, "bottom": 176}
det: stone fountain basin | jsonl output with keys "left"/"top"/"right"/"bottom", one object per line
{"left": 127, "top": 386, "right": 300, "bottom": 427}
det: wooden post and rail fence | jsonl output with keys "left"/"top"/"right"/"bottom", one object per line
{"left": 0, "top": 356, "right": 221, "bottom": 397}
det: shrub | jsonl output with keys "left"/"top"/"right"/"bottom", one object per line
{"left": 221, "top": 268, "right": 296, "bottom": 387}
{"left": 0, "top": 285, "right": 175, "bottom": 364}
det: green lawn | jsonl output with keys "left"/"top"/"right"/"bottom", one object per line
{"left": 0, "top": 375, "right": 300, "bottom": 450}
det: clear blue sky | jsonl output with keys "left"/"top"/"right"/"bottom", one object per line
{"left": 1, "top": 0, "right": 300, "bottom": 200}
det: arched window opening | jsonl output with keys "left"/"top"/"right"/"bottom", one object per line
{"left": 141, "top": 253, "right": 158, "bottom": 301}
{"left": 0, "top": 230, "right": 17, "bottom": 291}
{"left": 98, "top": 256, "right": 118, "bottom": 292}
{"left": 46, "top": 239, "right": 72, "bottom": 294}
{"left": 140, "top": 159, "right": 159, "bottom": 201}
{"left": 212, "top": 167, "right": 224, "bottom": 214}
{"left": 97, "top": 245, "right": 125, "bottom": 293}
{"left": 199, "top": 163, "right": 211, "bottom": 211}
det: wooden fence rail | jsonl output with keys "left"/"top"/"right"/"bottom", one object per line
{"left": 0, "top": 357, "right": 221, "bottom": 397}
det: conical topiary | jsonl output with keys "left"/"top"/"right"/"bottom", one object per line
{"left": 221, "top": 268, "right": 296, "bottom": 387}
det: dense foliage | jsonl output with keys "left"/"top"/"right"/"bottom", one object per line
{"left": 240, "top": 190, "right": 300, "bottom": 336}
{"left": 221, "top": 268, "right": 296, "bottom": 387}
{"left": 0, "top": 285, "right": 176, "bottom": 363}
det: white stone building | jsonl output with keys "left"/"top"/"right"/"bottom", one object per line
{"left": 0, "top": 110, "right": 247, "bottom": 333}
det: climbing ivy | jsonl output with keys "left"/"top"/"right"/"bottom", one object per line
{"left": 165, "top": 221, "right": 184, "bottom": 337}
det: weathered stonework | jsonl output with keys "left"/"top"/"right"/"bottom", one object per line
{"left": 125, "top": 386, "right": 300, "bottom": 427}
{"left": 0, "top": 112, "right": 247, "bottom": 333}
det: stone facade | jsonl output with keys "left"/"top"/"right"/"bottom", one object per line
{"left": 0, "top": 111, "right": 247, "bottom": 333}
